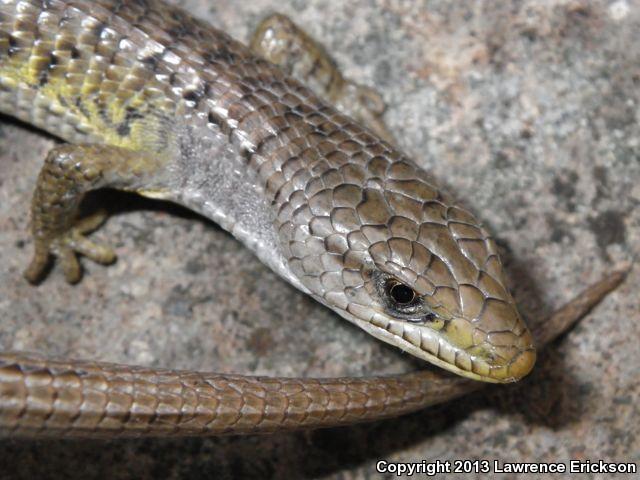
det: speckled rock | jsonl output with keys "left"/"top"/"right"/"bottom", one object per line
{"left": 0, "top": 0, "right": 637, "bottom": 479}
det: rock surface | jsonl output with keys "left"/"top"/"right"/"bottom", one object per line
{"left": 0, "top": 0, "right": 638, "bottom": 478}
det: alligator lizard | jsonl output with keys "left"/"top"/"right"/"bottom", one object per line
{"left": 0, "top": 0, "right": 625, "bottom": 437}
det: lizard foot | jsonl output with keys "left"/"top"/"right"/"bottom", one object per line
{"left": 24, "top": 209, "right": 116, "bottom": 284}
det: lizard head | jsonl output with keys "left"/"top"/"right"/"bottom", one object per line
{"left": 279, "top": 149, "right": 535, "bottom": 383}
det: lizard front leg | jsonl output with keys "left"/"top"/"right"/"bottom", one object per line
{"left": 250, "top": 14, "right": 395, "bottom": 143}
{"left": 24, "top": 144, "right": 165, "bottom": 284}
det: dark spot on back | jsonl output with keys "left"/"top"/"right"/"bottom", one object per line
{"left": 48, "top": 52, "right": 60, "bottom": 72}
{"left": 140, "top": 52, "right": 162, "bottom": 71}
{"left": 117, "top": 122, "right": 131, "bottom": 137}
{"left": 125, "top": 106, "right": 144, "bottom": 122}
{"left": 90, "top": 22, "right": 106, "bottom": 40}
{"left": 183, "top": 89, "right": 202, "bottom": 106}
{"left": 74, "top": 97, "right": 90, "bottom": 117}
{"left": 115, "top": 107, "right": 145, "bottom": 137}
{"left": 202, "top": 45, "right": 237, "bottom": 65}
{"left": 38, "top": 70, "right": 49, "bottom": 86}
{"left": 7, "top": 35, "right": 18, "bottom": 56}
{"left": 167, "top": 25, "right": 188, "bottom": 39}
{"left": 207, "top": 111, "right": 220, "bottom": 127}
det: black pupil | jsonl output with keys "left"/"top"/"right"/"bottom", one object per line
{"left": 389, "top": 283, "right": 415, "bottom": 304}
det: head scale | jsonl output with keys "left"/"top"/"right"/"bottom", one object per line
{"left": 275, "top": 136, "right": 535, "bottom": 383}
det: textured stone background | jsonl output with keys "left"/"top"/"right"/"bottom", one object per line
{"left": 0, "top": 0, "right": 638, "bottom": 479}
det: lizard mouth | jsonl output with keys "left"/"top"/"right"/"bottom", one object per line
{"left": 343, "top": 308, "right": 536, "bottom": 383}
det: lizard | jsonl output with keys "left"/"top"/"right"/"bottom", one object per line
{"left": 0, "top": 0, "right": 626, "bottom": 436}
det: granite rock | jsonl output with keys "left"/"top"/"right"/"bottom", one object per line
{"left": 0, "top": 0, "right": 638, "bottom": 478}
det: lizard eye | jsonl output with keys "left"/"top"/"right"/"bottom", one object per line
{"left": 387, "top": 281, "right": 416, "bottom": 305}
{"left": 376, "top": 275, "right": 436, "bottom": 323}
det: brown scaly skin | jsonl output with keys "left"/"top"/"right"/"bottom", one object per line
{"left": 0, "top": 0, "right": 627, "bottom": 437}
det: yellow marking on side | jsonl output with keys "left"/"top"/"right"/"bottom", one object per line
{"left": 0, "top": 60, "right": 178, "bottom": 156}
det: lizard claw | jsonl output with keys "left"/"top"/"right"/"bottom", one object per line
{"left": 24, "top": 211, "right": 116, "bottom": 284}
